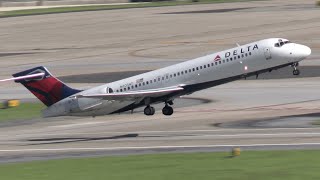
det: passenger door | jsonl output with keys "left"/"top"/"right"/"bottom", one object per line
{"left": 264, "top": 48, "right": 272, "bottom": 60}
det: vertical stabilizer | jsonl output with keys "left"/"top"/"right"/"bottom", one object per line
{"left": 13, "top": 66, "right": 81, "bottom": 106}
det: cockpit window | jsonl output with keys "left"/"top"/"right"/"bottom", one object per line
{"left": 274, "top": 39, "right": 291, "bottom": 47}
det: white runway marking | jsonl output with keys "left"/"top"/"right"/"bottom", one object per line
{"left": 163, "top": 132, "right": 320, "bottom": 138}
{"left": 51, "top": 122, "right": 107, "bottom": 128}
{"left": 48, "top": 126, "right": 317, "bottom": 132}
{"left": 1, "top": 127, "right": 319, "bottom": 138}
{"left": 1, "top": 143, "right": 320, "bottom": 152}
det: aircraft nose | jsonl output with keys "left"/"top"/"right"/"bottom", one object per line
{"left": 295, "top": 44, "right": 311, "bottom": 59}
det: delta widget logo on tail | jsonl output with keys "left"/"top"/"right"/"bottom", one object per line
{"left": 214, "top": 55, "right": 221, "bottom": 61}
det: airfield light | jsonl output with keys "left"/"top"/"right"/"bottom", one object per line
{"left": 2, "top": 99, "right": 20, "bottom": 109}
{"left": 232, "top": 147, "right": 241, "bottom": 157}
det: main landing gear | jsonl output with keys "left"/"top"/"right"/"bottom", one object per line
{"left": 162, "top": 101, "right": 174, "bottom": 116}
{"left": 143, "top": 101, "right": 174, "bottom": 116}
{"left": 162, "top": 105, "right": 173, "bottom": 116}
{"left": 292, "top": 62, "right": 300, "bottom": 76}
{"left": 144, "top": 105, "right": 155, "bottom": 116}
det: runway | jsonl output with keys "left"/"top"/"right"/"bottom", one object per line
{"left": 0, "top": 0, "right": 320, "bottom": 163}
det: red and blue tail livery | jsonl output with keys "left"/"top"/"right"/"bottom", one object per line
{"left": 13, "top": 66, "right": 81, "bottom": 106}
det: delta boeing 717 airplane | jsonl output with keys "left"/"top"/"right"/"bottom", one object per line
{"left": 2, "top": 38, "right": 311, "bottom": 117}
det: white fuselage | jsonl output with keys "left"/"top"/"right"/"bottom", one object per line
{"left": 42, "top": 38, "right": 311, "bottom": 117}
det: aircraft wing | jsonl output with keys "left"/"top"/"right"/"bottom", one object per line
{"left": 74, "top": 86, "right": 184, "bottom": 101}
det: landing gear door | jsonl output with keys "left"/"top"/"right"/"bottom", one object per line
{"left": 264, "top": 48, "right": 272, "bottom": 60}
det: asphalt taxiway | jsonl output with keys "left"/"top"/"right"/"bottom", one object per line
{"left": 0, "top": 0, "right": 320, "bottom": 162}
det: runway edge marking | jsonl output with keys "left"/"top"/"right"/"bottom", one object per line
{"left": 2, "top": 143, "right": 320, "bottom": 152}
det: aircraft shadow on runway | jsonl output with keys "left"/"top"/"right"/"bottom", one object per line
{"left": 24, "top": 133, "right": 198, "bottom": 146}
{"left": 25, "top": 133, "right": 139, "bottom": 145}
{"left": 213, "top": 112, "right": 320, "bottom": 129}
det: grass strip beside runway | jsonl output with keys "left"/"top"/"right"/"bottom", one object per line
{"left": 312, "top": 121, "right": 320, "bottom": 126}
{"left": 1, "top": 150, "right": 320, "bottom": 180}
{"left": 0, "top": 103, "right": 44, "bottom": 121}
{"left": 0, "top": 0, "right": 262, "bottom": 18}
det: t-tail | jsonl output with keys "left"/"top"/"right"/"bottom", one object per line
{"left": 13, "top": 66, "right": 82, "bottom": 106}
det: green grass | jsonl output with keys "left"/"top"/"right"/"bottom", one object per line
{"left": 311, "top": 120, "right": 320, "bottom": 126}
{"left": 1, "top": 150, "right": 320, "bottom": 180}
{"left": 0, "top": 0, "right": 264, "bottom": 18}
{"left": 0, "top": 103, "right": 44, "bottom": 121}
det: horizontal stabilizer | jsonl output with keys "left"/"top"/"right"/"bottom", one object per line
{"left": 0, "top": 73, "right": 45, "bottom": 82}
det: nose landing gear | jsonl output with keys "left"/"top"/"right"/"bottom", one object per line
{"left": 292, "top": 63, "right": 300, "bottom": 76}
